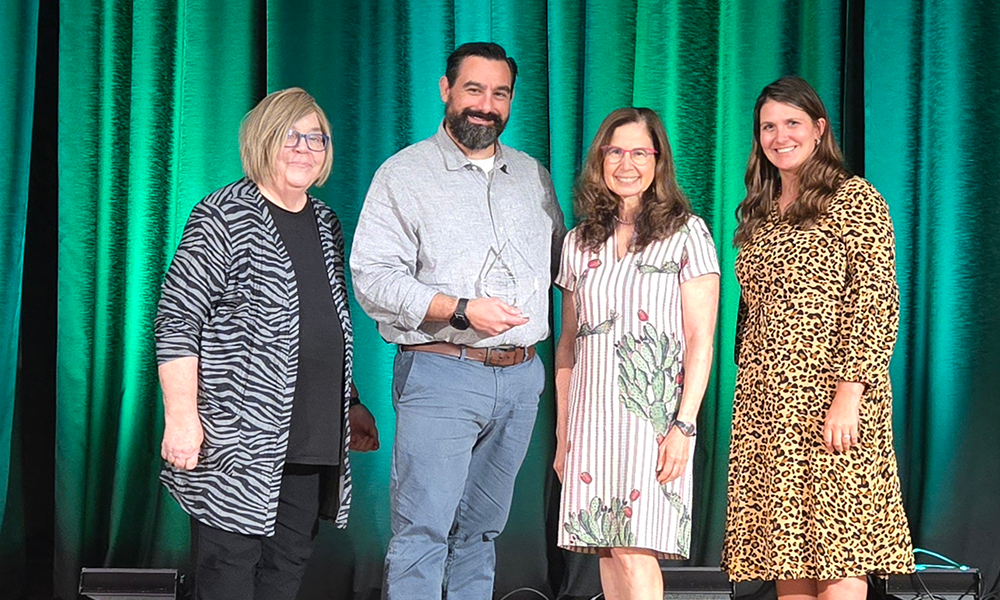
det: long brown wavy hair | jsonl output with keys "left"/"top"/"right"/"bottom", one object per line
{"left": 575, "top": 107, "right": 692, "bottom": 253}
{"left": 732, "top": 76, "right": 850, "bottom": 247}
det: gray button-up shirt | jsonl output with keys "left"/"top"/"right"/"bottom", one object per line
{"left": 351, "top": 123, "right": 566, "bottom": 347}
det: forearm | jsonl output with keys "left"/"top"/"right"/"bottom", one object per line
{"left": 554, "top": 289, "right": 577, "bottom": 443}
{"left": 833, "top": 380, "right": 865, "bottom": 406}
{"left": 554, "top": 350, "right": 573, "bottom": 443}
{"left": 676, "top": 334, "right": 713, "bottom": 422}
{"left": 350, "top": 264, "right": 439, "bottom": 330}
{"left": 159, "top": 356, "right": 199, "bottom": 420}
{"left": 425, "top": 293, "right": 460, "bottom": 323}
{"left": 677, "top": 274, "right": 720, "bottom": 423}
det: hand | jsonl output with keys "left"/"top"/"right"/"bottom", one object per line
{"left": 161, "top": 412, "right": 204, "bottom": 471}
{"left": 349, "top": 404, "right": 379, "bottom": 452}
{"left": 823, "top": 383, "right": 863, "bottom": 453}
{"left": 553, "top": 439, "right": 567, "bottom": 484}
{"left": 656, "top": 428, "right": 692, "bottom": 484}
{"left": 465, "top": 297, "right": 529, "bottom": 336}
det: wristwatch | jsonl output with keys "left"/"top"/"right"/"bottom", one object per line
{"left": 671, "top": 419, "right": 697, "bottom": 437}
{"left": 449, "top": 298, "right": 471, "bottom": 330}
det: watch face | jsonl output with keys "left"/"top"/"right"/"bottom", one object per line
{"left": 451, "top": 298, "right": 470, "bottom": 330}
{"left": 674, "top": 421, "right": 696, "bottom": 436}
{"left": 450, "top": 314, "right": 470, "bottom": 330}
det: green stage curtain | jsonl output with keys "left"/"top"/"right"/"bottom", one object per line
{"left": 55, "top": 0, "right": 263, "bottom": 596}
{"left": 40, "top": 1, "right": 1000, "bottom": 599}
{"left": 0, "top": 0, "right": 39, "bottom": 528}
{"left": 866, "top": 0, "right": 1000, "bottom": 582}
{"left": 0, "top": 0, "right": 39, "bottom": 591}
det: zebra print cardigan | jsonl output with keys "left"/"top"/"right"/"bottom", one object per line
{"left": 155, "top": 178, "right": 354, "bottom": 536}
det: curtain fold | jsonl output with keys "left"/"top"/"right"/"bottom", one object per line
{"left": 708, "top": 0, "right": 851, "bottom": 568}
{"left": 56, "top": 1, "right": 264, "bottom": 597}
{"left": 866, "top": 0, "right": 1000, "bottom": 584}
{"left": 0, "top": 0, "right": 39, "bottom": 535}
{"left": 37, "top": 1, "right": 1000, "bottom": 598}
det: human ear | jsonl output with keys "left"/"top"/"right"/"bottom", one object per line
{"left": 439, "top": 76, "right": 450, "bottom": 103}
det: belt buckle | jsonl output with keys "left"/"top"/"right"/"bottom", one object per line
{"left": 484, "top": 345, "right": 518, "bottom": 367}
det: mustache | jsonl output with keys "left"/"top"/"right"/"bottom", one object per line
{"left": 462, "top": 108, "right": 501, "bottom": 124}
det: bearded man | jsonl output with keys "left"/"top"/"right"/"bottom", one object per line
{"left": 350, "top": 41, "right": 565, "bottom": 600}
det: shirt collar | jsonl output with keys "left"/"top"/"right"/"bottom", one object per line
{"left": 434, "top": 121, "right": 509, "bottom": 174}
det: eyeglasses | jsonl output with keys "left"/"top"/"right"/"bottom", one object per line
{"left": 285, "top": 129, "right": 329, "bottom": 152}
{"left": 601, "top": 145, "right": 658, "bottom": 165}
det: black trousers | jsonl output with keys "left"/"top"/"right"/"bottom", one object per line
{"left": 190, "top": 464, "right": 323, "bottom": 600}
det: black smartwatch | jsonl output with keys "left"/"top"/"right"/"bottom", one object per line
{"left": 449, "top": 298, "right": 470, "bottom": 330}
{"left": 671, "top": 419, "right": 697, "bottom": 437}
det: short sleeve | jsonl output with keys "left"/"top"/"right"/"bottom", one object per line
{"left": 679, "top": 215, "right": 721, "bottom": 283}
{"left": 555, "top": 228, "right": 579, "bottom": 292}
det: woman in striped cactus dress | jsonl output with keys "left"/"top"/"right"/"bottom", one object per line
{"left": 553, "top": 107, "right": 720, "bottom": 600}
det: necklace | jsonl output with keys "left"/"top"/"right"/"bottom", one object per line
{"left": 614, "top": 214, "right": 634, "bottom": 226}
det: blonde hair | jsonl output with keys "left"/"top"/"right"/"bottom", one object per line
{"left": 239, "top": 87, "right": 334, "bottom": 187}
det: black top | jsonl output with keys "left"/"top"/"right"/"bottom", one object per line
{"left": 267, "top": 200, "right": 344, "bottom": 465}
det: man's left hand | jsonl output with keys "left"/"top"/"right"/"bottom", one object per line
{"left": 349, "top": 404, "right": 380, "bottom": 452}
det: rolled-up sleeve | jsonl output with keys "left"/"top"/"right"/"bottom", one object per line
{"left": 155, "top": 201, "right": 231, "bottom": 364}
{"left": 350, "top": 164, "right": 440, "bottom": 331}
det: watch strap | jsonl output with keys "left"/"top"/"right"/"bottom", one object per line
{"left": 671, "top": 419, "right": 697, "bottom": 437}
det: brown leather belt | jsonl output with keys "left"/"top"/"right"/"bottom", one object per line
{"left": 400, "top": 342, "right": 536, "bottom": 367}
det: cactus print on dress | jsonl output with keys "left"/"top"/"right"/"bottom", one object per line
{"left": 556, "top": 215, "right": 719, "bottom": 558}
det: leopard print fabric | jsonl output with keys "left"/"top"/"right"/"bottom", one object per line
{"left": 721, "top": 177, "right": 915, "bottom": 581}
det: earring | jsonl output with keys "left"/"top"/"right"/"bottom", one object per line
{"left": 815, "top": 138, "right": 820, "bottom": 146}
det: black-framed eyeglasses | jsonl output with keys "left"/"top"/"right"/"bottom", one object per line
{"left": 600, "top": 145, "right": 658, "bottom": 165}
{"left": 285, "top": 129, "right": 329, "bottom": 152}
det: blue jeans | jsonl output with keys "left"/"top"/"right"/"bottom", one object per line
{"left": 384, "top": 349, "right": 544, "bottom": 600}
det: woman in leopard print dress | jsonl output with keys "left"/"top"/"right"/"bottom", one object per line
{"left": 721, "top": 76, "right": 914, "bottom": 599}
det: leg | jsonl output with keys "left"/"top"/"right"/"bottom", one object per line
{"left": 442, "top": 356, "right": 544, "bottom": 600}
{"left": 817, "top": 577, "right": 867, "bottom": 600}
{"left": 255, "top": 464, "right": 322, "bottom": 600}
{"left": 384, "top": 352, "right": 489, "bottom": 600}
{"left": 190, "top": 517, "right": 261, "bottom": 600}
{"left": 598, "top": 549, "right": 623, "bottom": 600}
{"left": 776, "top": 578, "right": 819, "bottom": 600}
{"left": 601, "top": 548, "right": 662, "bottom": 600}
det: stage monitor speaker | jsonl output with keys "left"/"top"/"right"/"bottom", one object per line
{"left": 733, "top": 579, "right": 776, "bottom": 600}
{"left": 661, "top": 567, "right": 732, "bottom": 600}
{"left": 881, "top": 568, "right": 981, "bottom": 600}
{"left": 79, "top": 568, "right": 178, "bottom": 600}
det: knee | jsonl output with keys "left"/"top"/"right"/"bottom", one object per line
{"left": 608, "top": 548, "right": 659, "bottom": 579}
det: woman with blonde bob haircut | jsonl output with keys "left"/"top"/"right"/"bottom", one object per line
{"left": 554, "top": 107, "right": 720, "bottom": 600}
{"left": 155, "top": 87, "right": 378, "bottom": 600}
{"left": 239, "top": 87, "right": 334, "bottom": 188}
{"left": 722, "top": 76, "right": 914, "bottom": 600}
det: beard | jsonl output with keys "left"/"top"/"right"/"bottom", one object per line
{"left": 445, "top": 104, "right": 508, "bottom": 151}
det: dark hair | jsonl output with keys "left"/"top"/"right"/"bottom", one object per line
{"left": 445, "top": 42, "right": 518, "bottom": 91}
{"left": 575, "top": 107, "right": 692, "bottom": 253}
{"left": 733, "top": 75, "right": 849, "bottom": 247}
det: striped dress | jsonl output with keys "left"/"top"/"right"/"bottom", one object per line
{"left": 556, "top": 215, "right": 719, "bottom": 558}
